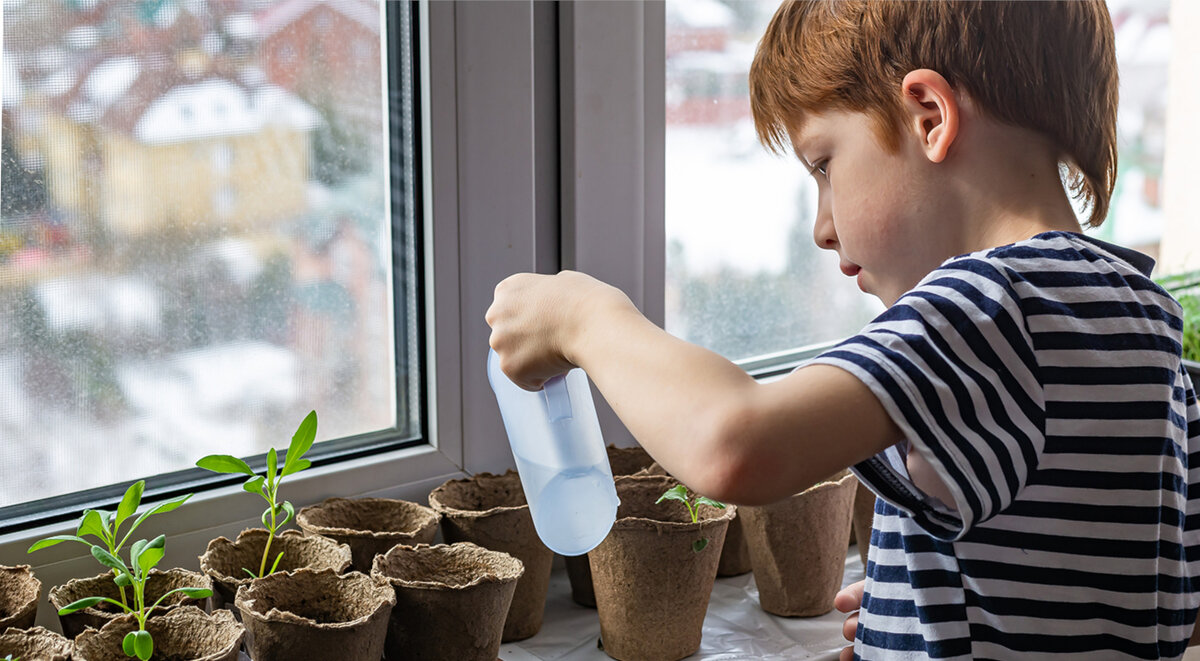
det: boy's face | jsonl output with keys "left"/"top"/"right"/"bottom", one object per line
{"left": 790, "top": 110, "right": 960, "bottom": 307}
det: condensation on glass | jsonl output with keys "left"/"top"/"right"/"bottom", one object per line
{"left": 664, "top": 0, "right": 1180, "bottom": 364}
{"left": 0, "top": 0, "right": 419, "bottom": 508}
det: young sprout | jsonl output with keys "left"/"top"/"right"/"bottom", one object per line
{"left": 56, "top": 535, "right": 212, "bottom": 661}
{"left": 656, "top": 484, "right": 726, "bottom": 552}
{"left": 196, "top": 410, "right": 317, "bottom": 578}
{"left": 28, "top": 481, "right": 192, "bottom": 608}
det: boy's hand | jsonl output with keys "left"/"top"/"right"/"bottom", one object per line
{"left": 486, "top": 270, "right": 636, "bottom": 390}
{"left": 834, "top": 580, "right": 865, "bottom": 661}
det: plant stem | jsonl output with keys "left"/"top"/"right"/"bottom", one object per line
{"left": 259, "top": 484, "right": 279, "bottom": 578}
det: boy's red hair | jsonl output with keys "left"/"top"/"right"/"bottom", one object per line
{"left": 750, "top": 1, "right": 1118, "bottom": 228}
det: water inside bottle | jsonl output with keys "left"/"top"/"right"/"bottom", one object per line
{"left": 513, "top": 453, "right": 618, "bottom": 556}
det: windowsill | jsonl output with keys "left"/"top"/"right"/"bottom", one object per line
{"left": 503, "top": 548, "right": 863, "bottom": 661}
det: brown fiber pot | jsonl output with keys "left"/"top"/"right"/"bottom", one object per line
{"left": 49, "top": 568, "right": 210, "bottom": 639}
{"left": 0, "top": 626, "right": 71, "bottom": 660}
{"left": 372, "top": 542, "right": 523, "bottom": 661}
{"left": 428, "top": 470, "right": 552, "bottom": 642}
{"left": 72, "top": 606, "right": 243, "bottom": 661}
{"left": 590, "top": 475, "right": 735, "bottom": 661}
{"left": 852, "top": 479, "right": 877, "bottom": 569}
{"left": 566, "top": 445, "right": 658, "bottom": 608}
{"left": 0, "top": 566, "right": 40, "bottom": 632}
{"left": 235, "top": 568, "right": 394, "bottom": 661}
{"left": 297, "top": 497, "right": 441, "bottom": 573}
{"left": 199, "top": 528, "right": 352, "bottom": 611}
{"left": 741, "top": 471, "right": 857, "bottom": 617}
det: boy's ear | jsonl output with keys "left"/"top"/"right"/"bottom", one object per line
{"left": 900, "top": 69, "right": 958, "bottom": 164}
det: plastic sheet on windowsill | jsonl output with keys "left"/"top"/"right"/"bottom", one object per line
{"left": 501, "top": 547, "right": 865, "bottom": 661}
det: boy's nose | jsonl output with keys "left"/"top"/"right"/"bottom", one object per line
{"left": 812, "top": 210, "right": 838, "bottom": 251}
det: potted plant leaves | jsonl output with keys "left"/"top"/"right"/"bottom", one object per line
{"left": 53, "top": 535, "right": 216, "bottom": 660}
{"left": 371, "top": 542, "right": 524, "bottom": 661}
{"left": 1157, "top": 270, "right": 1200, "bottom": 377}
{"left": 197, "top": 410, "right": 352, "bottom": 609}
{"left": 739, "top": 471, "right": 857, "bottom": 616}
{"left": 589, "top": 475, "right": 735, "bottom": 661}
{"left": 0, "top": 567, "right": 40, "bottom": 632}
{"left": 73, "top": 606, "right": 243, "bottom": 661}
{"left": 235, "top": 568, "right": 394, "bottom": 661}
{"left": 0, "top": 627, "right": 72, "bottom": 661}
{"left": 296, "top": 497, "right": 440, "bottom": 573}
{"left": 428, "top": 470, "right": 552, "bottom": 642}
{"left": 27, "top": 481, "right": 206, "bottom": 638}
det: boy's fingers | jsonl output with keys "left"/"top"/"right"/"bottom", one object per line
{"left": 842, "top": 612, "right": 859, "bottom": 642}
{"left": 834, "top": 579, "right": 866, "bottom": 613}
{"left": 839, "top": 644, "right": 855, "bottom": 661}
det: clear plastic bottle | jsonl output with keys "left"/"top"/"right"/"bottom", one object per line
{"left": 487, "top": 348, "right": 619, "bottom": 556}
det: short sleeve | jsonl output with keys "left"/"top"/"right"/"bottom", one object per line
{"left": 809, "top": 257, "right": 1045, "bottom": 540}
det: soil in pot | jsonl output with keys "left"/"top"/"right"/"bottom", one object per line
{"left": 372, "top": 542, "right": 523, "bottom": 661}
{"left": 235, "top": 568, "right": 394, "bottom": 661}
{"left": 0, "top": 566, "right": 40, "bottom": 632}
{"left": 0, "top": 626, "right": 71, "bottom": 661}
{"left": 741, "top": 471, "right": 857, "bottom": 617}
{"left": 72, "top": 605, "right": 243, "bottom": 661}
{"left": 428, "top": 470, "right": 552, "bottom": 642}
{"left": 297, "top": 497, "right": 440, "bottom": 573}
{"left": 49, "top": 568, "right": 210, "bottom": 639}
{"left": 199, "top": 528, "right": 352, "bottom": 611}
{"left": 590, "top": 475, "right": 735, "bottom": 661}
{"left": 852, "top": 479, "right": 876, "bottom": 569}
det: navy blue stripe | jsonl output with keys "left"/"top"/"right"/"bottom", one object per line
{"left": 968, "top": 623, "right": 1161, "bottom": 659}
{"left": 1024, "top": 296, "right": 1183, "bottom": 330}
{"left": 1000, "top": 500, "right": 1183, "bottom": 527}
{"left": 1033, "top": 330, "right": 1181, "bottom": 354}
{"left": 1046, "top": 399, "right": 1175, "bottom": 421}
{"left": 1029, "top": 468, "right": 1186, "bottom": 494}
{"left": 1041, "top": 365, "right": 1177, "bottom": 386}
{"left": 1015, "top": 268, "right": 1168, "bottom": 295}
{"left": 1043, "top": 435, "right": 1183, "bottom": 457}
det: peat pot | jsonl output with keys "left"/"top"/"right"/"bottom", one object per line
{"left": 72, "top": 606, "right": 243, "bottom": 661}
{"left": 428, "top": 470, "right": 552, "bottom": 642}
{"left": 49, "top": 568, "right": 210, "bottom": 639}
{"left": 372, "top": 542, "right": 523, "bottom": 661}
{"left": 590, "top": 475, "right": 735, "bottom": 661}
{"left": 852, "top": 479, "right": 877, "bottom": 568}
{"left": 0, "top": 626, "right": 71, "bottom": 661}
{"left": 741, "top": 471, "right": 858, "bottom": 617}
{"left": 199, "top": 528, "right": 352, "bottom": 611}
{"left": 0, "top": 565, "right": 40, "bottom": 632}
{"left": 235, "top": 568, "right": 394, "bottom": 661}
{"left": 297, "top": 497, "right": 440, "bottom": 573}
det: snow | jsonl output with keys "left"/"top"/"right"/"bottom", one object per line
{"left": 65, "top": 25, "right": 100, "bottom": 51}
{"left": 34, "top": 275, "right": 162, "bottom": 335}
{"left": 134, "top": 79, "right": 318, "bottom": 145}
{"left": 3, "top": 52, "right": 21, "bottom": 109}
{"left": 84, "top": 56, "right": 140, "bottom": 110}
{"left": 667, "top": 0, "right": 735, "bottom": 29}
{"left": 224, "top": 13, "right": 256, "bottom": 40}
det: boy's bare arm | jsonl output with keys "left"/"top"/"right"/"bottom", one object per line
{"left": 487, "top": 271, "right": 901, "bottom": 505}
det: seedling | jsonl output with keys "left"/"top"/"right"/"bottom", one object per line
{"left": 28, "top": 480, "right": 191, "bottom": 608}
{"left": 657, "top": 484, "right": 725, "bottom": 552}
{"left": 3, "top": 655, "right": 19, "bottom": 661}
{"left": 1157, "top": 270, "right": 1200, "bottom": 363}
{"left": 196, "top": 410, "right": 317, "bottom": 578}
{"left": 56, "top": 534, "right": 212, "bottom": 661}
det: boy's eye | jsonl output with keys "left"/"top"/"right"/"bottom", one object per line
{"left": 813, "top": 159, "right": 829, "bottom": 176}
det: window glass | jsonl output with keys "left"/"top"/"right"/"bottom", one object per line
{"left": 0, "top": 0, "right": 421, "bottom": 509}
{"left": 665, "top": 0, "right": 1190, "bottom": 364}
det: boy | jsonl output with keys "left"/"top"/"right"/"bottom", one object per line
{"left": 486, "top": 1, "right": 1200, "bottom": 658}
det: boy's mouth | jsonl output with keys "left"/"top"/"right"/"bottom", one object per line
{"left": 839, "top": 261, "right": 861, "bottom": 278}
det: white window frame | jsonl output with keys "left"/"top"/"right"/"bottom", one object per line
{"left": 0, "top": 0, "right": 667, "bottom": 627}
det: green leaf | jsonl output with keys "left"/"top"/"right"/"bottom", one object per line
{"left": 243, "top": 476, "right": 266, "bottom": 495}
{"left": 283, "top": 410, "right": 318, "bottom": 473}
{"left": 655, "top": 484, "right": 689, "bottom": 505}
{"left": 91, "top": 545, "right": 129, "bottom": 573}
{"left": 122, "top": 631, "right": 136, "bottom": 656}
{"left": 77, "top": 509, "right": 107, "bottom": 541}
{"left": 267, "top": 448, "right": 278, "bottom": 485}
{"left": 196, "top": 455, "right": 255, "bottom": 476}
{"left": 130, "top": 493, "right": 192, "bottom": 531}
{"left": 242, "top": 568, "right": 258, "bottom": 579}
{"left": 59, "top": 596, "right": 126, "bottom": 615}
{"left": 281, "top": 458, "right": 312, "bottom": 477}
{"left": 692, "top": 538, "right": 709, "bottom": 553}
{"left": 694, "top": 496, "right": 725, "bottom": 510}
{"left": 114, "top": 572, "right": 132, "bottom": 588}
{"left": 151, "top": 587, "right": 212, "bottom": 610}
{"left": 261, "top": 507, "right": 273, "bottom": 530}
{"left": 27, "top": 535, "right": 86, "bottom": 553}
{"left": 268, "top": 550, "right": 285, "bottom": 575}
{"left": 130, "top": 539, "right": 148, "bottom": 574}
{"left": 137, "top": 536, "right": 166, "bottom": 575}
{"left": 279, "top": 501, "right": 295, "bottom": 529}
{"left": 133, "top": 630, "right": 153, "bottom": 661}
{"left": 114, "top": 481, "right": 145, "bottom": 531}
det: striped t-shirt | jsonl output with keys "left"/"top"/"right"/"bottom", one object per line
{"left": 810, "top": 231, "right": 1200, "bottom": 659}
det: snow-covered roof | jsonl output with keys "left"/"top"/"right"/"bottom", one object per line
{"left": 224, "top": 13, "right": 256, "bottom": 40}
{"left": 35, "top": 275, "right": 162, "bottom": 335}
{"left": 84, "top": 56, "right": 140, "bottom": 110}
{"left": 667, "top": 0, "right": 735, "bottom": 30}
{"left": 257, "top": 0, "right": 379, "bottom": 39}
{"left": 133, "top": 78, "right": 318, "bottom": 145}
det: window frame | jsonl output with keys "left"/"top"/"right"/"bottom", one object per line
{"left": 0, "top": 0, "right": 669, "bottom": 627}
